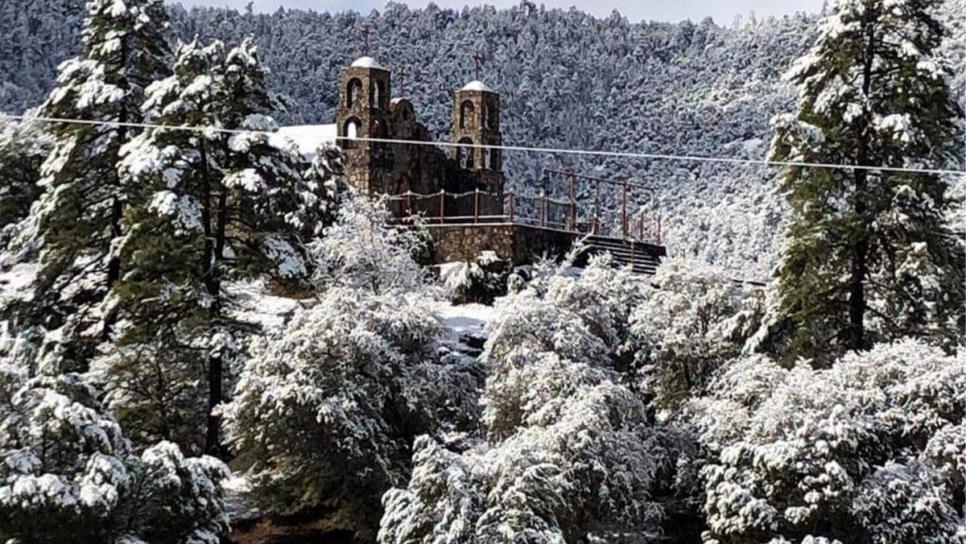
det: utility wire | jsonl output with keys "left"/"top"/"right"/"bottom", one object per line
{"left": 2, "top": 113, "right": 964, "bottom": 177}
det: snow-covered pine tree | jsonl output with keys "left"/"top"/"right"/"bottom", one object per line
{"left": 24, "top": 0, "right": 170, "bottom": 371}
{"left": 768, "top": 0, "right": 965, "bottom": 360}
{"left": 0, "top": 365, "right": 229, "bottom": 544}
{"left": 100, "top": 37, "right": 331, "bottom": 454}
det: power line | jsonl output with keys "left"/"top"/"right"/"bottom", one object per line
{"left": 2, "top": 113, "right": 964, "bottom": 177}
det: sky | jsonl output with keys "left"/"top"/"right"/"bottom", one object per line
{"left": 175, "top": 0, "right": 825, "bottom": 24}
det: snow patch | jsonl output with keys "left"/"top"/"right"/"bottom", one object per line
{"left": 274, "top": 125, "right": 338, "bottom": 158}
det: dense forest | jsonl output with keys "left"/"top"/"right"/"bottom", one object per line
{"left": 4, "top": 0, "right": 961, "bottom": 278}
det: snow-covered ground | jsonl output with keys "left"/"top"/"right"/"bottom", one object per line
{"left": 225, "top": 281, "right": 303, "bottom": 331}
{"left": 222, "top": 474, "right": 260, "bottom": 523}
{"left": 435, "top": 302, "right": 494, "bottom": 342}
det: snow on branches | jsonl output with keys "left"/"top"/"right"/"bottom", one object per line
{"left": 631, "top": 258, "right": 755, "bottom": 408}
{"left": 689, "top": 339, "right": 966, "bottom": 544}
{"left": 0, "top": 367, "right": 229, "bottom": 544}
{"left": 223, "top": 197, "right": 480, "bottom": 536}
{"left": 380, "top": 256, "right": 690, "bottom": 543}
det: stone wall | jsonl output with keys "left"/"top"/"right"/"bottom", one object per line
{"left": 426, "top": 223, "right": 576, "bottom": 265}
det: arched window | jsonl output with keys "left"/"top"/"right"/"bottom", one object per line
{"left": 374, "top": 80, "right": 387, "bottom": 108}
{"left": 346, "top": 78, "right": 363, "bottom": 108}
{"left": 457, "top": 137, "right": 474, "bottom": 169}
{"left": 485, "top": 104, "right": 498, "bottom": 129}
{"left": 459, "top": 100, "right": 475, "bottom": 129}
{"left": 342, "top": 117, "right": 361, "bottom": 149}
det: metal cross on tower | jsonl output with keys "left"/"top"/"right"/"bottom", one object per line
{"left": 361, "top": 24, "right": 371, "bottom": 56}
{"left": 472, "top": 52, "right": 485, "bottom": 81}
{"left": 397, "top": 67, "right": 410, "bottom": 96}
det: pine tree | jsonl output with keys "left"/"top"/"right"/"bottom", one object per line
{"left": 100, "top": 38, "right": 331, "bottom": 454}
{"left": 0, "top": 366, "right": 229, "bottom": 544}
{"left": 26, "top": 0, "right": 170, "bottom": 370}
{"left": 768, "top": 0, "right": 965, "bottom": 360}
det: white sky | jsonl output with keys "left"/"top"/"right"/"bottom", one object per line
{"left": 174, "top": 0, "right": 825, "bottom": 24}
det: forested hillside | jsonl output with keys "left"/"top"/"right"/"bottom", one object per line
{"left": 1, "top": 1, "right": 963, "bottom": 542}
{"left": 1, "top": 0, "right": 962, "bottom": 278}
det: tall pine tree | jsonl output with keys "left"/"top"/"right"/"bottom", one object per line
{"left": 97, "top": 38, "right": 336, "bottom": 454}
{"left": 768, "top": 0, "right": 964, "bottom": 361}
{"left": 27, "top": 0, "right": 170, "bottom": 371}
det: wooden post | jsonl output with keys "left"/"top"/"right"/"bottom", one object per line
{"left": 569, "top": 170, "right": 576, "bottom": 231}
{"left": 474, "top": 188, "right": 480, "bottom": 223}
{"left": 657, "top": 214, "right": 662, "bottom": 245}
{"left": 540, "top": 190, "right": 546, "bottom": 227}
{"left": 621, "top": 183, "right": 628, "bottom": 237}
{"left": 406, "top": 192, "right": 412, "bottom": 216}
{"left": 639, "top": 213, "right": 644, "bottom": 240}
{"left": 594, "top": 181, "right": 600, "bottom": 235}
{"left": 508, "top": 190, "right": 515, "bottom": 222}
{"left": 439, "top": 190, "right": 445, "bottom": 222}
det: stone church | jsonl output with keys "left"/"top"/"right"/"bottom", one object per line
{"left": 335, "top": 55, "right": 504, "bottom": 217}
{"left": 332, "top": 55, "right": 667, "bottom": 274}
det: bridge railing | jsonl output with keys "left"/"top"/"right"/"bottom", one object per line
{"left": 383, "top": 189, "right": 662, "bottom": 245}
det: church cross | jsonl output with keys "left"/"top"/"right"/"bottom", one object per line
{"left": 397, "top": 68, "right": 410, "bottom": 96}
{"left": 472, "top": 52, "right": 485, "bottom": 81}
{"left": 361, "top": 24, "right": 371, "bottom": 56}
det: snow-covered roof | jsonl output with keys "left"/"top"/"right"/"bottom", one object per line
{"left": 350, "top": 56, "right": 387, "bottom": 70}
{"left": 273, "top": 124, "right": 338, "bottom": 157}
{"left": 460, "top": 80, "right": 494, "bottom": 92}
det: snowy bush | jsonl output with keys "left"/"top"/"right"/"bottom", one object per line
{"left": 380, "top": 256, "right": 695, "bottom": 543}
{"left": 690, "top": 339, "right": 966, "bottom": 544}
{"left": 631, "top": 258, "right": 753, "bottom": 408}
{"left": 440, "top": 251, "right": 511, "bottom": 305}
{"left": 223, "top": 197, "right": 479, "bottom": 537}
{"left": 0, "top": 367, "right": 229, "bottom": 544}
{"left": 310, "top": 196, "right": 432, "bottom": 295}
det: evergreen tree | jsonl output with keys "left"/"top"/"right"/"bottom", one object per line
{"left": 26, "top": 0, "right": 170, "bottom": 371}
{"left": 768, "top": 0, "right": 964, "bottom": 360}
{"left": 99, "top": 38, "right": 331, "bottom": 454}
{"left": 0, "top": 366, "right": 229, "bottom": 544}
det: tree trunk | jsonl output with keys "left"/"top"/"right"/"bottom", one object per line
{"left": 198, "top": 143, "right": 224, "bottom": 457}
{"left": 205, "top": 180, "right": 230, "bottom": 457}
{"left": 102, "top": 37, "right": 129, "bottom": 342}
{"left": 847, "top": 13, "right": 878, "bottom": 352}
{"left": 848, "top": 192, "right": 869, "bottom": 351}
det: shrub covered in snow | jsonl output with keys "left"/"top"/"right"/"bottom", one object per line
{"left": 631, "top": 258, "right": 754, "bottom": 408}
{"left": 379, "top": 256, "right": 696, "bottom": 543}
{"left": 689, "top": 339, "right": 966, "bottom": 544}
{"left": 0, "top": 367, "right": 229, "bottom": 544}
{"left": 440, "top": 251, "right": 512, "bottom": 305}
{"left": 310, "top": 196, "right": 432, "bottom": 295}
{"left": 223, "top": 197, "right": 480, "bottom": 537}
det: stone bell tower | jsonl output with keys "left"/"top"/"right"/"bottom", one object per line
{"left": 336, "top": 26, "right": 393, "bottom": 195}
{"left": 451, "top": 53, "right": 503, "bottom": 196}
